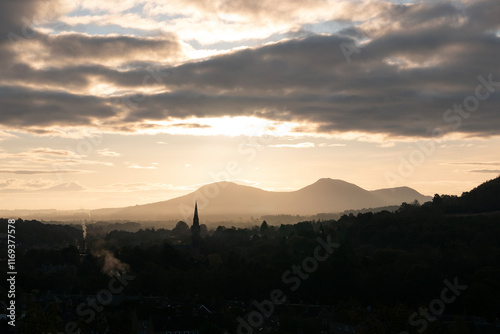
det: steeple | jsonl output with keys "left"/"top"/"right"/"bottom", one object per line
{"left": 191, "top": 201, "right": 201, "bottom": 247}
{"left": 193, "top": 201, "right": 199, "bottom": 226}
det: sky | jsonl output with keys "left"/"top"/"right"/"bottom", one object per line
{"left": 0, "top": 0, "right": 499, "bottom": 210}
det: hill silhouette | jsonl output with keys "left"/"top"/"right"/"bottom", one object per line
{"left": 438, "top": 175, "right": 500, "bottom": 214}
{"left": 90, "top": 178, "right": 431, "bottom": 221}
{"left": 460, "top": 175, "right": 500, "bottom": 212}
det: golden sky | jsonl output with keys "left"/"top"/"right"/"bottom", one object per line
{"left": 0, "top": 0, "right": 499, "bottom": 209}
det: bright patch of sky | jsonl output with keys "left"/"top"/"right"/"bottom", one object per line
{"left": 300, "top": 20, "right": 353, "bottom": 35}
{"left": 52, "top": 24, "right": 150, "bottom": 36}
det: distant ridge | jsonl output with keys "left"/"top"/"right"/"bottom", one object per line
{"left": 4, "top": 177, "right": 499, "bottom": 223}
{"left": 90, "top": 178, "right": 432, "bottom": 221}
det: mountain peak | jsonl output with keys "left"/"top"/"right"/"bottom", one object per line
{"left": 197, "top": 181, "right": 264, "bottom": 192}
{"left": 314, "top": 178, "right": 350, "bottom": 184}
{"left": 301, "top": 178, "right": 363, "bottom": 192}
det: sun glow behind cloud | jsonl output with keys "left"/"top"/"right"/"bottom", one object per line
{"left": 143, "top": 116, "right": 308, "bottom": 137}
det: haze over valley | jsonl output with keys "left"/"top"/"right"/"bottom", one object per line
{"left": 0, "top": 178, "right": 431, "bottom": 223}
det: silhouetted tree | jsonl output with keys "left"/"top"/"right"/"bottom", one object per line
{"left": 260, "top": 220, "right": 268, "bottom": 235}
{"left": 172, "top": 220, "right": 189, "bottom": 236}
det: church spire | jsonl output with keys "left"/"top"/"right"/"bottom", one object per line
{"left": 194, "top": 201, "right": 199, "bottom": 224}
{"left": 191, "top": 201, "right": 200, "bottom": 247}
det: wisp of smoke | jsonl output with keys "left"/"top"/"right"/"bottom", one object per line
{"left": 81, "top": 220, "right": 87, "bottom": 240}
{"left": 91, "top": 242, "right": 129, "bottom": 276}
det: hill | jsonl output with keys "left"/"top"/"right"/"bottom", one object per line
{"left": 438, "top": 175, "right": 500, "bottom": 214}
{"left": 90, "top": 178, "right": 431, "bottom": 221}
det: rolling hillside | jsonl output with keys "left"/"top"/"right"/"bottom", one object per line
{"left": 90, "top": 178, "right": 431, "bottom": 221}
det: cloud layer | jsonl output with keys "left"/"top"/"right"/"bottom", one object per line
{"left": 1, "top": 0, "right": 499, "bottom": 140}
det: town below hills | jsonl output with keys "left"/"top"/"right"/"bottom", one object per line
{"left": 1, "top": 176, "right": 499, "bottom": 333}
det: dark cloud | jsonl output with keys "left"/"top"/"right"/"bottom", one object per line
{"left": 1, "top": 0, "right": 500, "bottom": 138}
{"left": 0, "top": 0, "right": 57, "bottom": 42}
{"left": 107, "top": 0, "right": 497, "bottom": 137}
{"left": 0, "top": 0, "right": 44, "bottom": 62}
{"left": 0, "top": 85, "right": 118, "bottom": 127}
{"left": 0, "top": 0, "right": 181, "bottom": 93}
{"left": 38, "top": 32, "right": 181, "bottom": 64}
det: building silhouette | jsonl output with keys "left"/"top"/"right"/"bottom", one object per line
{"left": 191, "top": 201, "right": 201, "bottom": 247}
